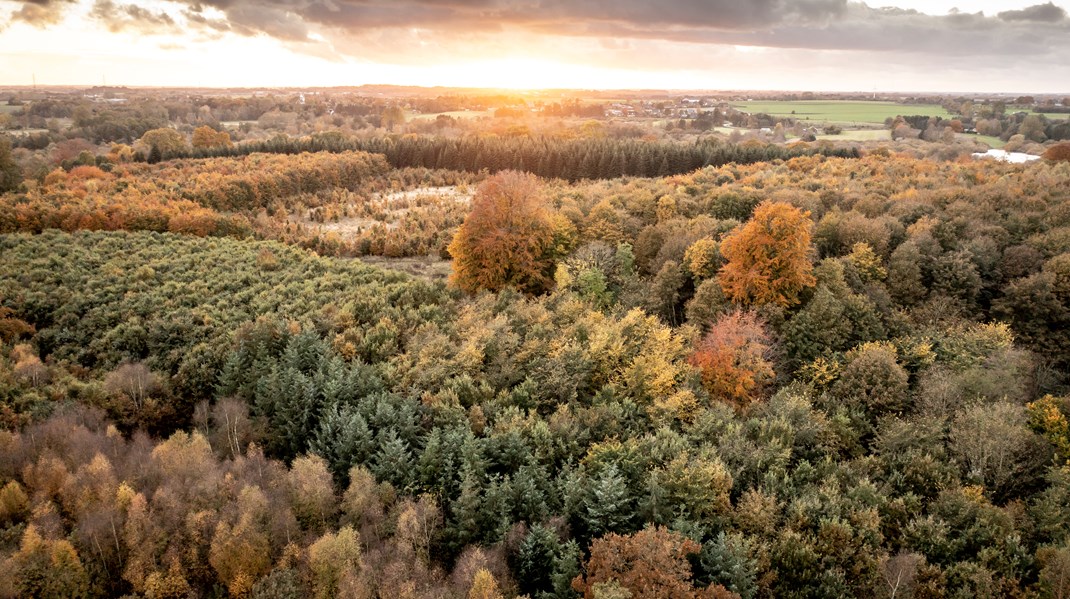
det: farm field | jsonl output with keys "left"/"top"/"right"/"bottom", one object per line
{"left": 816, "top": 129, "right": 891, "bottom": 141}
{"left": 731, "top": 100, "right": 952, "bottom": 125}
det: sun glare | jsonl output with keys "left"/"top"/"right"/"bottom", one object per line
{"left": 421, "top": 58, "right": 648, "bottom": 90}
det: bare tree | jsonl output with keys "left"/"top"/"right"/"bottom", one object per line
{"left": 103, "top": 362, "right": 160, "bottom": 411}
{"left": 880, "top": 552, "right": 923, "bottom": 599}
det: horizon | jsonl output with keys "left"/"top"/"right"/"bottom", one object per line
{"left": 3, "top": 83, "right": 1068, "bottom": 96}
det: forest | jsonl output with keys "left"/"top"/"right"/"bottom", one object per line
{"left": 2, "top": 134, "right": 1070, "bottom": 599}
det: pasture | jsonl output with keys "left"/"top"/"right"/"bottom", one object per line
{"left": 731, "top": 100, "right": 952, "bottom": 125}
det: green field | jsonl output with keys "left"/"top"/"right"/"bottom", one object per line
{"left": 731, "top": 100, "right": 951, "bottom": 125}
{"left": 0, "top": 105, "right": 22, "bottom": 114}
{"left": 970, "top": 134, "right": 1006, "bottom": 149}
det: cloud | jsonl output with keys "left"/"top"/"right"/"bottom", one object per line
{"left": 997, "top": 1, "right": 1066, "bottom": 21}
{"left": 7, "top": 0, "right": 78, "bottom": 26}
{"left": 90, "top": 0, "right": 177, "bottom": 33}
{"left": 2, "top": 0, "right": 1068, "bottom": 70}
{"left": 166, "top": 0, "right": 1069, "bottom": 60}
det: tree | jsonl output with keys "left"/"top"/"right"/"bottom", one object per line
{"left": 287, "top": 454, "right": 337, "bottom": 531}
{"left": 308, "top": 526, "right": 362, "bottom": 599}
{"left": 381, "top": 105, "right": 406, "bottom": 131}
{"left": 719, "top": 201, "right": 816, "bottom": 307}
{"left": 689, "top": 310, "right": 774, "bottom": 407}
{"left": 0, "top": 135, "right": 22, "bottom": 193}
{"left": 468, "top": 568, "right": 504, "bottom": 599}
{"left": 572, "top": 526, "right": 707, "bottom": 599}
{"left": 696, "top": 532, "right": 757, "bottom": 599}
{"left": 448, "top": 171, "right": 572, "bottom": 294}
{"left": 685, "top": 237, "right": 723, "bottom": 281}
{"left": 950, "top": 401, "right": 1051, "bottom": 499}
{"left": 139, "top": 128, "right": 188, "bottom": 157}
{"left": 209, "top": 486, "right": 273, "bottom": 597}
{"left": 11, "top": 525, "right": 91, "bottom": 599}
{"left": 831, "top": 342, "right": 909, "bottom": 419}
{"left": 879, "top": 552, "right": 924, "bottom": 599}
{"left": 103, "top": 362, "right": 160, "bottom": 411}
{"left": 1019, "top": 115, "right": 1047, "bottom": 142}
{"left": 192, "top": 125, "right": 233, "bottom": 149}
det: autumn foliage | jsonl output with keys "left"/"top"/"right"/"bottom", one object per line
{"left": 689, "top": 310, "right": 774, "bottom": 406}
{"left": 1043, "top": 142, "right": 1070, "bottom": 162}
{"left": 573, "top": 526, "right": 728, "bottom": 599}
{"left": 719, "top": 200, "right": 816, "bottom": 307}
{"left": 191, "top": 125, "right": 233, "bottom": 149}
{"left": 448, "top": 170, "right": 571, "bottom": 294}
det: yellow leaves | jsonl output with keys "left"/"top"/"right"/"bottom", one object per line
{"left": 720, "top": 201, "right": 816, "bottom": 307}
{"left": 144, "top": 559, "right": 193, "bottom": 599}
{"left": 683, "top": 237, "right": 721, "bottom": 281}
{"left": 1028, "top": 395, "right": 1070, "bottom": 464}
{"left": 847, "top": 242, "right": 887, "bottom": 281}
{"left": 209, "top": 486, "right": 273, "bottom": 598}
{"left": 115, "top": 482, "right": 137, "bottom": 511}
{"left": 651, "top": 389, "right": 700, "bottom": 425}
{"left": 0, "top": 481, "right": 29, "bottom": 525}
{"left": 192, "top": 126, "right": 233, "bottom": 150}
{"left": 658, "top": 455, "right": 733, "bottom": 520}
{"left": 798, "top": 357, "right": 840, "bottom": 390}
{"left": 468, "top": 568, "right": 504, "bottom": 599}
{"left": 308, "top": 526, "right": 362, "bottom": 599}
{"left": 961, "top": 485, "right": 987, "bottom": 503}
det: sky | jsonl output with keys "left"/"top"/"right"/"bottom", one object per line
{"left": 0, "top": 0, "right": 1068, "bottom": 92}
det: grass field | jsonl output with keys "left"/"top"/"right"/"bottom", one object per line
{"left": 970, "top": 134, "right": 1006, "bottom": 148}
{"left": 0, "top": 105, "right": 22, "bottom": 114}
{"left": 817, "top": 129, "right": 892, "bottom": 142}
{"left": 731, "top": 101, "right": 952, "bottom": 125}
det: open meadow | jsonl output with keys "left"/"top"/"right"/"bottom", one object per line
{"left": 731, "top": 100, "right": 952, "bottom": 125}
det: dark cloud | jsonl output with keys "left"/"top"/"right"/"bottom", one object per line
{"left": 169, "top": 0, "right": 1069, "bottom": 59}
{"left": 90, "top": 0, "right": 176, "bottom": 33}
{"left": 997, "top": 1, "right": 1067, "bottom": 21}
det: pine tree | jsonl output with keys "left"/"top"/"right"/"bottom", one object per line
{"left": 583, "top": 464, "right": 633, "bottom": 538}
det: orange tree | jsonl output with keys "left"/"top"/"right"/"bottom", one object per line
{"left": 572, "top": 526, "right": 730, "bottom": 599}
{"left": 448, "top": 170, "right": 572, "bottom": 294}
{"left": 689, "top": 310, "right": 774, "bottom": 407}
{"left": 719, "top": 200, "right": 816, "bottom": 307}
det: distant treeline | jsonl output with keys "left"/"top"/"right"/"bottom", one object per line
{"left": 157, "top": 133, "right": 861, "bottom": 180}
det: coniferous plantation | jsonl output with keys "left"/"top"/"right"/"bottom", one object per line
{"left": 2, "top": 141, "right": 1070, "bottom": 598}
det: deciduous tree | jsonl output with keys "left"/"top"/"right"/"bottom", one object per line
{"left": 572, "top": 526, "right": 708, "bottom": 599}
{"left": 719, "top": 201, "right": 816, "bottom": 307}
{"left": 448, "top": 171, "right": 572, "bottom": 294}
{"left": 689, "top": 310, "right": 774, "bottom": 407}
